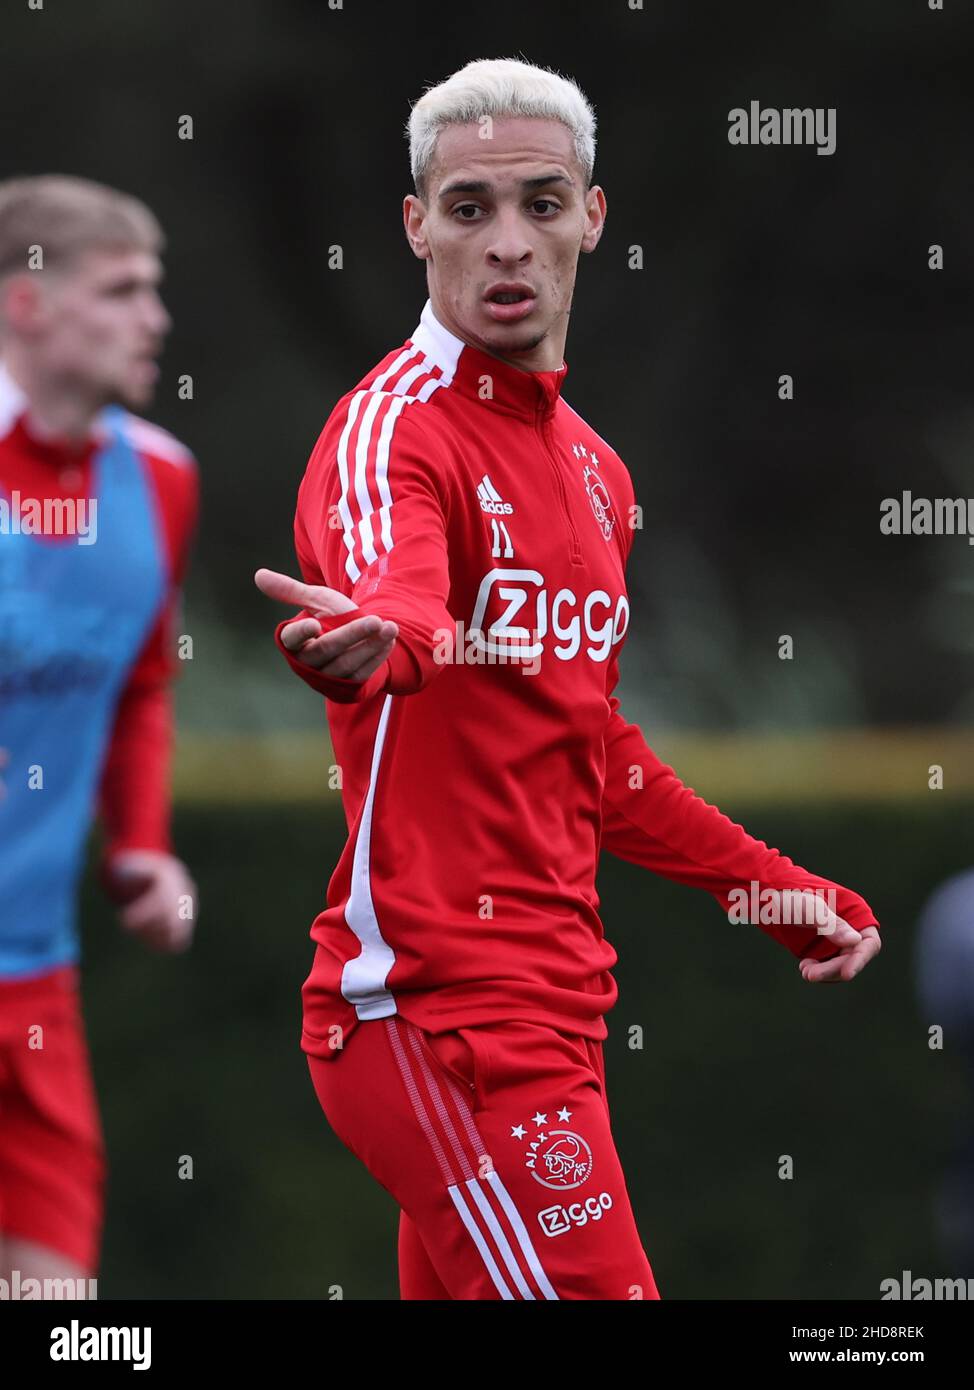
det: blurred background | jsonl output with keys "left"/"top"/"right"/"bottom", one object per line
{"left": 3, "top": 0, "right": 973, "bottom": 1297}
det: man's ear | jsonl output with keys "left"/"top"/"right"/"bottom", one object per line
{"left": 403, "top": 194, "right": 431, "bottom": 262}
{"left": 1, "top": 272, "right": 48, "bottom": 336}
{"left": 580, "top": 185, "right": 607, "bottom": 256}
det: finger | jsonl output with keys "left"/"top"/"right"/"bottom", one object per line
{"left": 772, "top": 890, "right": 862, "bottom": 945}
{"left": 280, "top": 617, "right": 322, "bottom": 651}
{"left": 318, "top": 632, "right": 398, "bottom": 681}
{"left": 293, "top": 619, "right": 397, "bottom": 671}
{"left": 255, "top": 568, "right": 355, "bottom": 617}
{"left": 120, "top": 888, "right": 168, "bottom": 932}
{"left": 844, "top": 932, "right": 882, "bottom": 973}
{"left": 800, "top": 942, "right": 874, "bottom": 984}
{"left": 799, "top": 954, "right": 847, "bottom": 984}
{"left": 820, "top": 919, "right": 862, "bottom": 947}
{"left": 794, "top": 894, "right": 861, "bottom": 944}
{"left": 120, "top": 905, "right": 163, "bottom": 935}
{"left": 339, "top": 638, "right": 399, "bottom": 684}
{"left": 254, "top": 567, "right": 325, "bottom": 608}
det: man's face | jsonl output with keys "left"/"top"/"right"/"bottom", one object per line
{"left": 404, "top": 117, "right": 605, "bottom": 368}
{"left": 28, "top": 246, "right": 171, "bottom": 411}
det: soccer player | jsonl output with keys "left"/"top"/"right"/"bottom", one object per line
{"left": 0, "top": 176, "right": 198, "bottom": 1290}
{"left": 257, "top": 58, "right": 881, "bottom": 1300}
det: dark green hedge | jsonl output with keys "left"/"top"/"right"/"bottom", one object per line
{"left": 78, "top": 799, "right": 972, "bottom": 1299}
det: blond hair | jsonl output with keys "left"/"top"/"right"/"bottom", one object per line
{"left": 406, "top": 57, "right": 596, "bottom": 202}
{"left": 0, "top": 174, "right": 163, "bottom": 280}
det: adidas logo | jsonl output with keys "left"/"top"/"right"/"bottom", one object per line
{"left": 477, "top": 474, "right": 514, "bottom": 515}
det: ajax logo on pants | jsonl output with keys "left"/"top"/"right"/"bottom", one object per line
{"left": 510, "top": 1107, "right": 594, "bottom": 1189}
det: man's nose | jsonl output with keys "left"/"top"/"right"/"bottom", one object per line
{"left": 146, "top": 293, "right": 172, "bottom": 337}
{"left": 485, "top": 207, "right": 534, "bottom": 264}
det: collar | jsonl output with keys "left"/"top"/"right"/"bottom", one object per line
{"left": 408, "top": 298, "right": 569, "bottom": 421}
{"left": 0, "top": 359, "right": 110, "bottom": 458}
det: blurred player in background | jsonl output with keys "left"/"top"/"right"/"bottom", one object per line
{"left": 258, "top": 58, "right": 881, "bottom": 1299}
{"left": 0, "top": 176, "right": 198, "bottom": 1290}
{"left": 915, "top": 868, "right": 974, "bottom": 1276}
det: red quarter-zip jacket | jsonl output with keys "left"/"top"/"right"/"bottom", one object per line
{"left": 276, "top": 299, "right": 880, "bottom": 1060}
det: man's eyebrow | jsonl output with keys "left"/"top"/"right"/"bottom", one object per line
{"left": 437, "top": 172, "right": 574, "bottom": 200}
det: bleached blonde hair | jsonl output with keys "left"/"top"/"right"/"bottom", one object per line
{"left": 0, "top": 175, "right": 163, "bottom": 281}
{"left": 406, "top": 57, "right": 597, "bottom": 202}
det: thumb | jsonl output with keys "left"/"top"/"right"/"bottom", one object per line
{"left": 778, "top": 889, "right": 862, "bottom": 944}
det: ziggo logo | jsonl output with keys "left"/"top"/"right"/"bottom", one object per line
{"left": 537, "top": 1192, "right": 614, "bottom": 1237}
{"left": 467, "top": 569, "right": 630, "bottom": 662}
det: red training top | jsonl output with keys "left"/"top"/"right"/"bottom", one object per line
{"left": 276, "top": 299, "right": 880, "bottom": 1061}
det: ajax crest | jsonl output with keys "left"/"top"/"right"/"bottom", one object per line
{"left": 530, "top": 1130, "right": 594, "bottom": 1189}
{"left": 510, "top": 1106, "right": 594, "bottom": 1189}
{"left": 572, "top": 441, "right": 615, "bottom": 543}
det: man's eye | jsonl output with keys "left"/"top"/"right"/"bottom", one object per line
{"left": 453, "top": 204, "right": 483, "bottom": 220}
{"left": 532, "top": 199, "right": 560, "bottom": 215}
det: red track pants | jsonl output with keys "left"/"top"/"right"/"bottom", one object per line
{"left": 307, "top": 1013, "right": 661, "bottom": 1300}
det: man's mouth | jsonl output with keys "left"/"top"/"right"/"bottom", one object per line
{"left": 483, "top": 285, "right": 537, "bottom": 322}
{"left": 485, "top": 284, "right": 535, "bottom": 304}
{"left": 131, "top": 354, "right": 161, "bottom": 384}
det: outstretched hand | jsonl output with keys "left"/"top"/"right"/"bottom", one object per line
{"left": 254, "top": 567, "right": 398, "bottom": 681}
